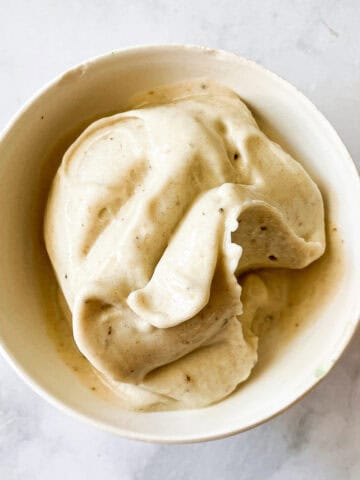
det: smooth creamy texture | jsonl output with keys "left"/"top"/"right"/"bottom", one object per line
{"left": 45, "top": 81, "right": 325, "bottom": 410}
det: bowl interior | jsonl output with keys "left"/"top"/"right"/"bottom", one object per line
{"left": 0, "top": 46, "right": 359, "bottom": 443}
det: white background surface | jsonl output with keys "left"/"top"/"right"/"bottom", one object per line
{"left": 0, "top": 1, "right": 359, "bottom": 479}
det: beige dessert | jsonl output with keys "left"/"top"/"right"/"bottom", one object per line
{"left": 44, "top": 80, "right": 325, "bottom": 410}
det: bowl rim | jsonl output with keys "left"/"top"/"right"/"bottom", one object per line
{"left": 0, "top": 43, "right": 359, "bottom": 444}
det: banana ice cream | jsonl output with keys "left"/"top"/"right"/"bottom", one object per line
{"left": 44, "top": 80, "right": 325, "bottom": 410}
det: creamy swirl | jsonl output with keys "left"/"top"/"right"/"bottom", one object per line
{"left": 44, "top": 80, "right": 325, "bottom": 410}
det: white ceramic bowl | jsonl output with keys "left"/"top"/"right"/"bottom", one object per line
{"left": 0, "top": 45, "right": 359, "bottom": 443}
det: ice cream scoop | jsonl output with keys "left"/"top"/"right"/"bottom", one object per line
{"left": 44, "top": 80, "right": 325, "bottom": 410}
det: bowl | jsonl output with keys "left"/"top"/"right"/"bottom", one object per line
{"left": 0, "top": 45, "right": 359, "bottom": 443}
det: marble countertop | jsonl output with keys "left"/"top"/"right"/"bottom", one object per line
{"left": 0, "top": 1, "right": 359, "bottom": 478}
